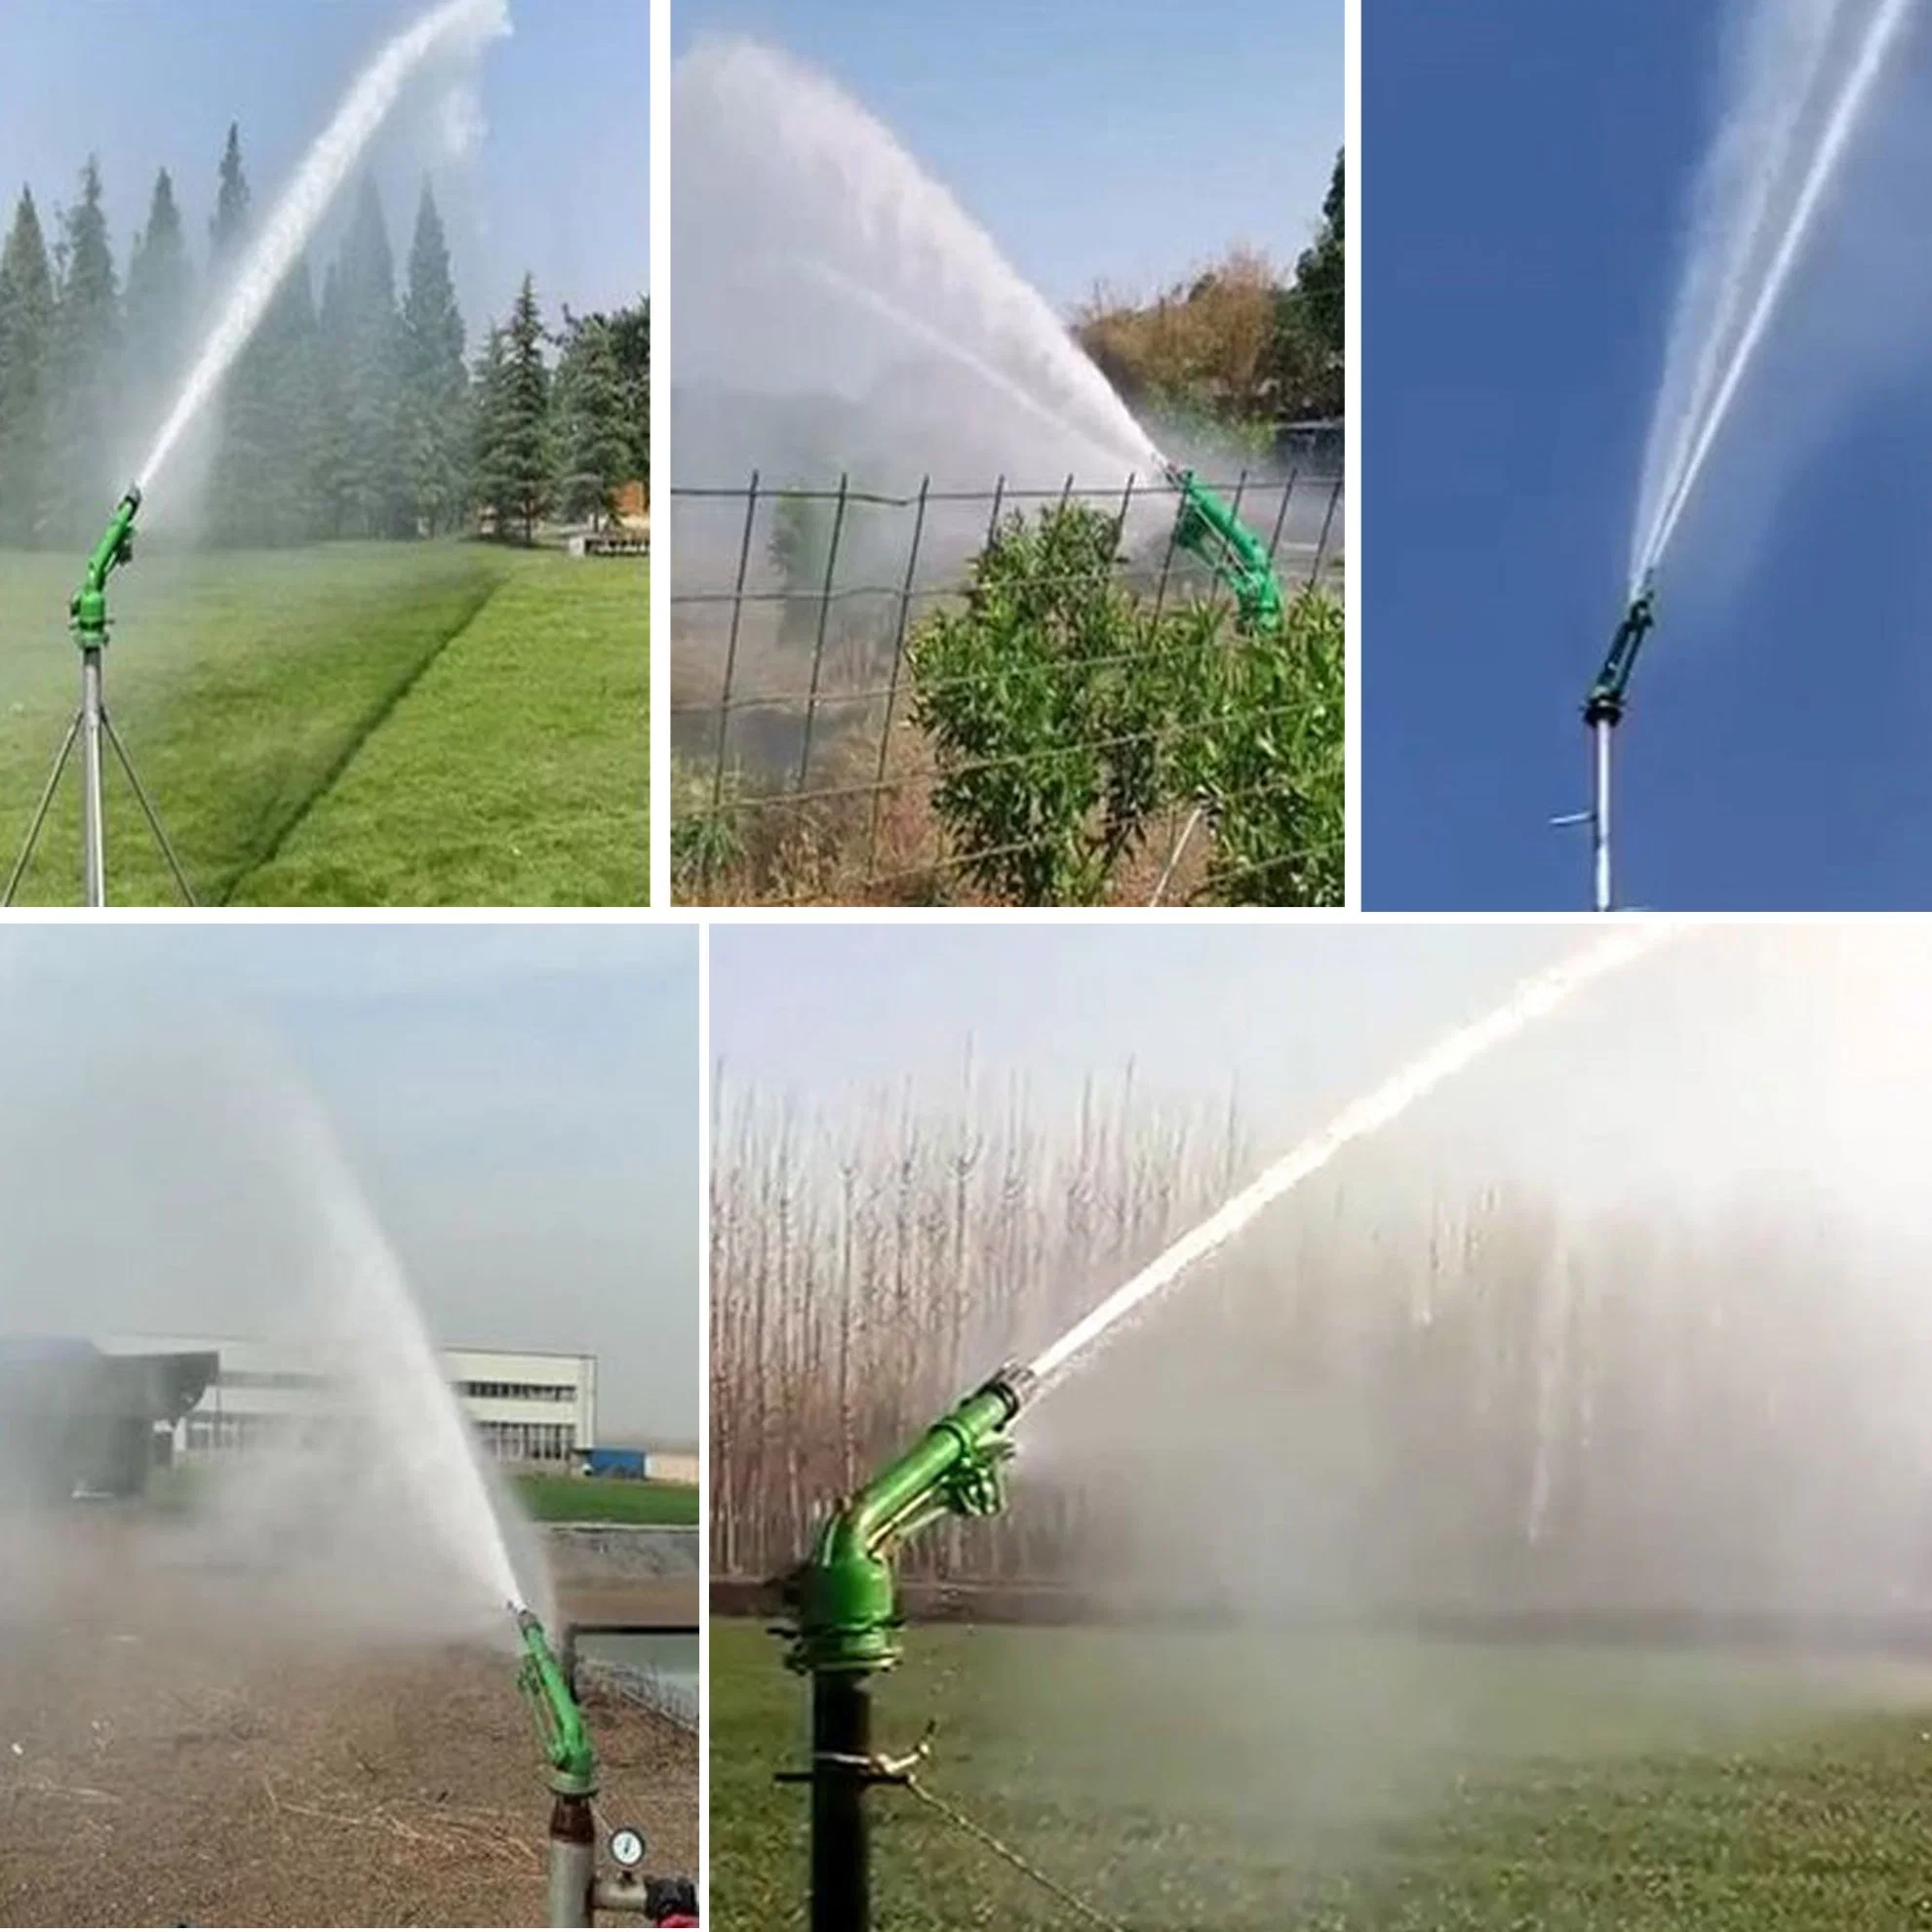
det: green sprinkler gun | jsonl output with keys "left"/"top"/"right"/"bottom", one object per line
{"left": 517, "top": 1605, "right": 595, "bottom": 1795}
{"left": 1163, "top": 464, "right": 1284, "bottom": 631}
{"left": 71, "top": 485, "right": 142, "bottom": 646}
{"left": 782, "top": 1363, "right": 1037, "bottom": 1932}
{"left": 4, "top": 481, "right": 196, "bottom": 909}
{"left": 513, "top": 1605, "right": 699, "bottom": 1927}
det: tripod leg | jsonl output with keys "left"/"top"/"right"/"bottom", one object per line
{"left": 100, "top": 711, "right": 199, "bottom": 908}
{"left": 3, "top": 710, "right": 82, "bottom": 907}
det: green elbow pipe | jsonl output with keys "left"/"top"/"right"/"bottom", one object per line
{"left": 789, "top": 1365, "right": 1034, "bottom": 1676}
{"left": 70, "top": 485, "right": 142, "bottom": 644}
{"left": 1165, "top": 466, "right": 1284, "bottom": 630}
{"left": 516, "top": 1606, "right": 597, "bottom": 1795}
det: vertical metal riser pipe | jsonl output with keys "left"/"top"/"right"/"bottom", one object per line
{"left": 1593, "top": 717, "right": 1613, "bottom": 914}
{"left": 79, "top": 648, "right": 105, "bottom": 907}
{"left": 810, "top": 1672, "right": 872, "bottom": 1932}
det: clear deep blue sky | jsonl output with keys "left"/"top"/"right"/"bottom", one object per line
{"left": 1365, "top": 2, "right": 1932, "bottom": 912}
{"left": 0, "top": 926, "right": 697, "bottom": 1440}
{"left": 672, "top": 0, "right": 1341, "bottom": 306}
{"left": 0, "top": 0, "right": 647, "bottom": 333}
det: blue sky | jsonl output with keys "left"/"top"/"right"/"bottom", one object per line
{"left": 671, "top": 0, "right": 1340, "bottom": 306}
{"left": 0, "top": 0, "right": 647, "bottom": 335}
{"left": 1365, "top": 2, "right": 1932, "bottom": 911}
{"left": 0, "top": 925, "right": 697, "bottom": 1441}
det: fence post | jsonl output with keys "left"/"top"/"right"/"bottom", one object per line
{"left": 706, "top": 472, "right": 762, "bottom": 887}
{"left": 1310, "top": 471, "right": 1343, "bottom": 587}
{"left": 1265, "top": 460, "right": 1300, "bottom": 569}
{"left": 866, "top": 477, "right": 930, "bottom": 878}
{"left": 797, "top": 475, "right": 851, "bottom": 794}
{"left": 1148, "top": 469, "right": 1185, "bottom": 633}
{"left": 981, "top": 476, "right": 1008, "bottom": 553}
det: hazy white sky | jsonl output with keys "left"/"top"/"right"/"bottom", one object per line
{"left": 0, "top": 925, "right": 697, "bottom": 1441}
{"left": 712, "top": 921, "right": 1932, "bottom": 1250}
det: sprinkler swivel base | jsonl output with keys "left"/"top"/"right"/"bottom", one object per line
{"left": 784, "top": 1363, "right": 1034, "bottom": 1678}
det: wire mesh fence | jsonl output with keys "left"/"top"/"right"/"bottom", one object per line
{"left": 670, "top": 424, "right": 1345, "bottom": 906}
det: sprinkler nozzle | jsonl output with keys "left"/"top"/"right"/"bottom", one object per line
{"left": 1584, "top": 574, "right": 1658, "bottom": 728}
{"left": 1163, "top": 464, "right": 1285, "bottom": 630}
{"left": 514, "top": 1604, "right": 596, "bottom": 1795}
{"left": 787, "top": 1363, "right": 1034, "bottom": 1676}
{"left": 70, "top": 485, "right": 143, "bottom": 647}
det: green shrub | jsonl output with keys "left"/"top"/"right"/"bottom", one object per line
{"left": 908, "top": 504, "right": 1343, "bottom": 906}
{"left": 909, "top": 505, "right": 1191, "bottom": 903}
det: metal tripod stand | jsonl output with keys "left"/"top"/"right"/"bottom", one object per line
{"left": 3, "top": 483, "right": 195, "bottom": 908}
{"left": 4, "top": 636, "right": 196, "bottom": 909}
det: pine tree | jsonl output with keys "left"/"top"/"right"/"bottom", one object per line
{"left": 400, "top": 180, "right": 469, "bottom": 534}
{"left": 209, "top": 123, "right": 251, "bottom": 270}
{"left": 498, "top": 274, "right": 551, "bottom": 544}
{"left": 335, "top": 178, "right": 405, "bottom": 537}
{"left": 0, "top": 187, "right": 57, "bottom": 545}
{"left": 124, "top": 168, "right": 194, "bottom": 447}
{"left": 606, "top": 296, "right": 649, "bottom": 486}
{"left": 312, "top": 260, "right": 352, "bottom": 538}
{"left": 50, "top": 156, "right": 120, "bottom": 541}
{"left": 554, "top": 313, "right": 630, "bottom": 528}
{"left": 470, "top": 320, "right": 512, "bottom": 537}
{"left": 261, "top": 258, "right": 323, "bottom": 543}
{"left": 204, "top": 124, "right": 276, "bottom": 544}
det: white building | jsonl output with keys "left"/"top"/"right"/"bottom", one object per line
{"left": 99, "top": 1335, "right": 597, "bottom": 1469}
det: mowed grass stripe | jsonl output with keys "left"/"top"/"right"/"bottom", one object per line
{"left": 235, "top": 551, "right": 648, "bottom": 906}
{"left": 0, "top": 543, "right": 509, "bottom": 906}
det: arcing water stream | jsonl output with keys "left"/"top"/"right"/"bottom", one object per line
{"left": 672, "top": 36, "right": 1161, "bottom": 489}
{"left": 1028, "top": 925, "right": 1678, "bottom": 1395}
{"left": 1631, "top": 0, "right": 1916, "bottom": 588}
{"left": 137, "top": 0, "right": 510, "bottom": 496}
{"left": 279, "top": 1076, "right": 535, "bottom": 1622}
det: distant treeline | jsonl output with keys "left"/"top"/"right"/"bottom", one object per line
{"left": 1076, "top": 149, "right": 1345, "bottom": 436}
{"left": 0, "top": 130, "right": 648, "bottom": 551}
{"left": 713, "top": 1068, "right": 1932, "bottom": 1620}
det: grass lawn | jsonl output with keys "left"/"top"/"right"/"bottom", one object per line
{"left": 711, "top": 1618, "right": 1932, "bottom": 1930}
{"left": 511, "top": 1473, "right": 699, "bottom": 1526}
{"left": 0, "top": 541, "right": 646, "bottom": 906}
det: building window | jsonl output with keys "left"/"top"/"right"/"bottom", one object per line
{"left": 454, "top": 1379, "right": 575, "bottom": 1403}
{"left": 473, "top": 1419, "right": 577, "bottom": 1465}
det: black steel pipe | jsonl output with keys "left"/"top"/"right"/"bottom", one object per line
{"left": 810, "top": 1671, "right": 872, "bottom": 1932}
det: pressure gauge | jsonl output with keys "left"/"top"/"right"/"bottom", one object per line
{"left": 610, "top": 1827, "right": 646, "bottom": 1871}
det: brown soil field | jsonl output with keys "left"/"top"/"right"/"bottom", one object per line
{"left": 0, "top": 1520, "right": 695, "bottom": 1926}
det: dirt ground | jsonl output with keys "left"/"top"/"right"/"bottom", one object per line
{"left": 0, "top": 1521, "right": 697, "bottom": 1927}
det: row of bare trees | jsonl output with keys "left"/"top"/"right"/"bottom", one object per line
{"left": 712, "top": 1070, "right": 1932, "bottom": 1619}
